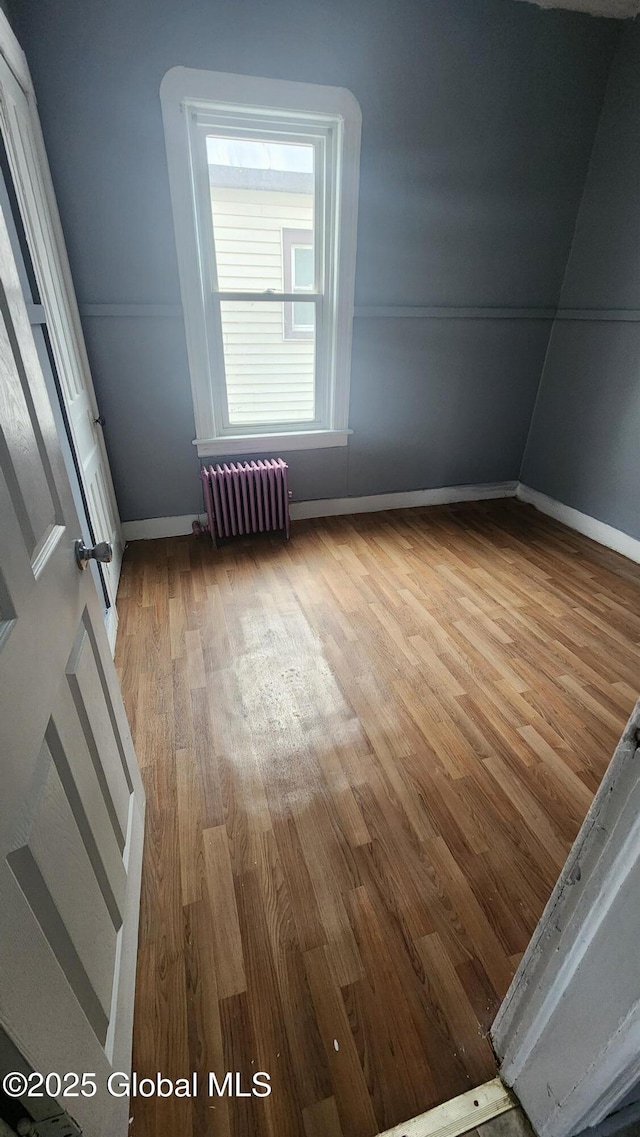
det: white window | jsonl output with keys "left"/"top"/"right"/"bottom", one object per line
{"left": 160, "top": 68, "right": 361, "bottom": 456}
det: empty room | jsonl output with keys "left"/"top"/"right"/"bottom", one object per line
{"left": 1, "top": 1, "right": 640, "bottom": 1136}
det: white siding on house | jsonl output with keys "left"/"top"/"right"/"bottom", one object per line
{"left": 210, "top": 186, "right": 315, "bottom": 425}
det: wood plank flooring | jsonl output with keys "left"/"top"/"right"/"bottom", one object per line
{"left": 116, "top": 500, "right": 640, "bottom": 1137}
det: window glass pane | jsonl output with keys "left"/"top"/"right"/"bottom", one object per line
{"left": 293, "top": 301, "right": 315, "bottom": 329}
{"left": 293, "top": 245, "right": 314, "bottom": 290}
{"left": 220, "top": 300, "right": 315, "bottom": 425}
{"left": 207, "top": 136, "right": 315, "bottom": 293}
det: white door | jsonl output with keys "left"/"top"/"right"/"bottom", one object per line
{"left": 0, "top": 19, "right": 123, "bottom": 639}
{"left": 493, "top": 700, "right": 640, "bottom": 1137}
{"left": 0, "top": 180, "right": 144, "bottom": 1137}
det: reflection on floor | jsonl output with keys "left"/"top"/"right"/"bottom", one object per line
{"left": 116, "top": 500, "right": 640, "bottom": 1137}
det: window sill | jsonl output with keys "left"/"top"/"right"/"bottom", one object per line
{"left": 193, "top": 429, "right": 351, "bottom": 458}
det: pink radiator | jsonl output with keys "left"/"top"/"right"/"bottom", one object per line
{"left": 200, "top": 459, "right": 290, "bottom": 545}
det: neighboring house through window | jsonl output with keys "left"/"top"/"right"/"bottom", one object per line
{"left": 160, "top": 67, "right": 361, "bottom": 455}
{"left": 283, "top": 229, "right": 314, "bottom": 340}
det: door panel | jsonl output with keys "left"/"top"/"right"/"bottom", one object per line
{"left": 67, "top": 617, "right": 133, "bottom": 845}
{"left": 0, "top": 160, "right": 144, "bottom": 1137}
{"left": 48, "top": 690, "right": 128, "bottom": 923}
{"left": 7, "top": 737, "right": 119, "bottom": 1038}
{"left": 0, "top": 277, "right": 65, "bottom": 572}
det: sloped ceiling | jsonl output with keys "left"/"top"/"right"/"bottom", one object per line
{"left": 519, "top": 0, "right": 640, "bottom": 15}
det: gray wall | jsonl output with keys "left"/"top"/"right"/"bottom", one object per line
{"left": 521, "top": 19, "right": 640, "bottom": 541}
{"left": 13, "top": 0, "right": 619, "bottom": 521}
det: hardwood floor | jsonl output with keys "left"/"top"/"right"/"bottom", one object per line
{"left": 116, "top": 500, "right": 640, "bottom": 1137}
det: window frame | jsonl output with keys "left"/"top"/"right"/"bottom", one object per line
{"left": 195, "top": 120, "right": 326, "bottom": 435}
{"left": 160, "top": 67, "right": 361, "bottom": 456}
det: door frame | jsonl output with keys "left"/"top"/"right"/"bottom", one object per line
{"left": 0, "top": 9, "right": 123, "bottom": 651}
{"left": 492, "top": 699, "right": 640, "bottom": 1137}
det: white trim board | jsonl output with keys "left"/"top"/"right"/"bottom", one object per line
{"left": 120, "top": 482, "right": 518, "bottom": 540}
{"left": 122, "top": 514, "right": 200, "bottom": 541}
{"left": 376, "top": 1079, "right": 515, "bottom": 1137}
{"left": 291, "top": 480, "right": 518, "bottom": 519}
{"left": 516, "top": 485, "right": 640, "bottom": 565}
{"left": 0, "top": 9, "right": 30, "bottom": 92}
{"left": 195, "top": 428, "right": 351, "bottom": 458}
{"left": 121, "top": 482, "right": 640, "bottom": 570}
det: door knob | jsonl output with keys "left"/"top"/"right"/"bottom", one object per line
{"left": 75, "top": 539, "right": 113, "bottom": 570}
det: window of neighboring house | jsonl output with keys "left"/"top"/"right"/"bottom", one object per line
{"left": 283, "top": 229, "right": 314, "bottom": 339}
{"left": 160, "top": 67, "right": 361, "bottom": 455}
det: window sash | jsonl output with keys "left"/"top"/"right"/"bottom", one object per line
{"left": 214, "top": 295, "right": 322, "bottom": 432}
{"left": 193, "top": 119, "right": 327, "bottom": 299}
{"left": 188, "top": 112, "right": 334, "bottom": 435}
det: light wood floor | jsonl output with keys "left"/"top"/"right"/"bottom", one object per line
{"left": 116, "top": 500, "right": 640, "bottom": 1137}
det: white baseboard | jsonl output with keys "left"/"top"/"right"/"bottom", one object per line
{"left": 120, "top": 483, "right": 640, "bottom": 569}
{"left": 290, "top": 480, "right": 518, "bottom": 520}
{"left": 517, "top": 485, "right": 640, "bottom": 565}
{"left": 121, "top": 514, "right": 199, "bottom": 540}
{"left": 120, "top": 483, "right": 517, "bottom": 540}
